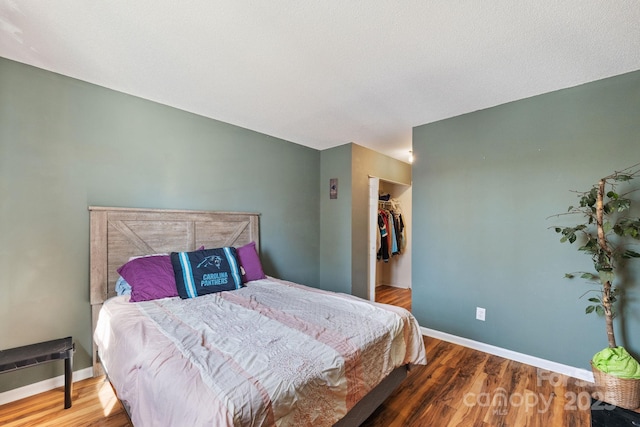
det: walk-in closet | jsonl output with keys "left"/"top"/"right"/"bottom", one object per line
{"left": 368, "top": 177, "right": 412, "bottom": 310}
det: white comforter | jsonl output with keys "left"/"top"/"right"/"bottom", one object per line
{"left": 94, "top": 277, "right": 426, "bottom": 427}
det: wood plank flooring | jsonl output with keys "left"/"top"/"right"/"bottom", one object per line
{"left": 1, "top": 286, "right": 596, "bottom": 426}
{"left": 369, "top": 285, "right": 593, "bottom": 426}
{"left": 0, "top": 374, "right": 130, "bottom": 427}
{"left": 360, "top": 337, "right": 594, "bottom": 426}
{"left": 374, "top": 285, "right": 411, "bottom": 311}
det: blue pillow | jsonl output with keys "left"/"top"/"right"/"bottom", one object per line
{"left": 115, "top": 276, "right": 132, "bottom": 296}
{"left": 170, "top": 247, "right": 243, "bottom": 299}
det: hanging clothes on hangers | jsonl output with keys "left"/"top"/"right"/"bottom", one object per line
{"left": 395, "top": 212, "right": 405, "bottom": 252}
{"left": 377, "top": 208, "right": 390, "bottom": 262}
{"left": 377, "top": 195, "right": 407, "bottom": 261}
{"left": 388, "top": 210, "right": 399, "bottom": 255}
{"left": 390, "top": 200, "right": 404, "bottom": 254}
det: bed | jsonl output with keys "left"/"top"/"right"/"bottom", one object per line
{"left": 89, "top": 206, "right": 427, "bottom": 427}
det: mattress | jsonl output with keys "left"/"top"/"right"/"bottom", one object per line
{"left": 94, "top": 277, "right": 426, "bottom": 426}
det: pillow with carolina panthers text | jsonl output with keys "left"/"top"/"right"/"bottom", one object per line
{"left": 170, "top": 247, "right": 243, "bottom": 299}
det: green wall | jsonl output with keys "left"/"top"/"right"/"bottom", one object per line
{"left": 0, "top": 57, "right": 320, "bottom": 392}
{"left": 319, "top": 145, "right": 353, "bottom": 294}
{"left": 412, "top": 70, "right": 640, "bottom": 369}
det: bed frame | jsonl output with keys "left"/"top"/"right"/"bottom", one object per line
{"left": 89, "top": 206, "right": 260, "bottom": 376}
{"left": 88, "top": 206, "right": 407, "bottom": 426}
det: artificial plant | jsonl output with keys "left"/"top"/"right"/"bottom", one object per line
{"left": 553, "top": 163, "right": 640, "bottom": 351}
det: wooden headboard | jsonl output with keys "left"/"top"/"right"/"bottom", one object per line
{"left": 89, "top": 206, "right": 260, "bottom": 376}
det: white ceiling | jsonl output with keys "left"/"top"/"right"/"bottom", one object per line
{"left": 1, "top": 1, "right": 639, "bottom": 162}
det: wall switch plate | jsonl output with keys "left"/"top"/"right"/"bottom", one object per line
{"left": 476, "top": 307, "right": 486, "bottom": 321}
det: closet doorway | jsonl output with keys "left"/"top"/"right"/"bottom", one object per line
{"left": 368, "top": 177, "right": 412, "bottom": 311}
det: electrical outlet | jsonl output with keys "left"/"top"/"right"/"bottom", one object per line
{"left": 476, "top": 307, "right": 486, "bottom": 321}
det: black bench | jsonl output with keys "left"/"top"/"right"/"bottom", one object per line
{"left": 0, "top": 336, "right": 75, "bottom": 408}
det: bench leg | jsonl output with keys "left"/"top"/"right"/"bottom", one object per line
{"left": 64, "top": 355, "right": 73, "bottom": 409}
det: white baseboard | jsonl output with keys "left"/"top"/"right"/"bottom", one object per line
{"left": 377, "top": 283, "right": 411, "bottom": 289}
{"left": 421, "top": 327, "right": 595, "bottom": 384}
{"left": 0, "top": 367, "right": 94, "bottom": 406}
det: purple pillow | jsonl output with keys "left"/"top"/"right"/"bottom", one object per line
{"left": 236, "top": 241, "right": 266, "bottom": 283}
{"left": 117, "top": 255, "right": 178, "bottom": 302}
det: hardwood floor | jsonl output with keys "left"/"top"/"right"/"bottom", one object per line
{"left": 0, "top": 374, "right": 130, "bottom": 427}
{"left": 1, "top": 286, "right": 595, "bottom": 426}
{"left": 375, "top": 284, "right": 411, "bottom": 311}
{"left": 360, "top": 337, "right": 593, "bottom": 426}
{"left": 369, "top": 285, "right": 593, "bottom": 426}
